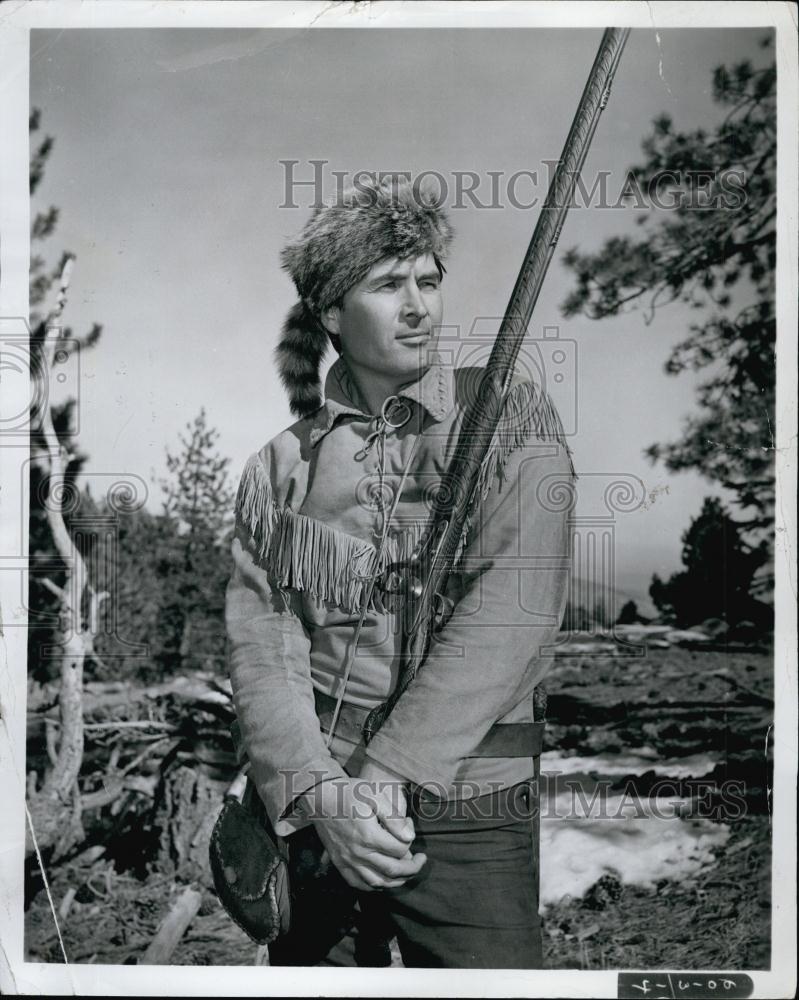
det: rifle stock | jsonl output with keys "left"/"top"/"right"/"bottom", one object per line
{"left": 363, "top": 27, "right": 631, "bottom": 743}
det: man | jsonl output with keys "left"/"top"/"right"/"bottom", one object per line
{"left": 224, "top": 176, "right": 574, "bottom": 968}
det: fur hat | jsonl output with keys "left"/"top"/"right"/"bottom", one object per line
{"left": 276, "top": 175, "right": 454, "bottom": 417}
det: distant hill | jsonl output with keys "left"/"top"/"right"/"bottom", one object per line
{"left": 568, "top": 573, "right": 659, "bottom": 622}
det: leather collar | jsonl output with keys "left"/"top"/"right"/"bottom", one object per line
{"left": 309, "top": 354, "right": 453, "bottom": 448}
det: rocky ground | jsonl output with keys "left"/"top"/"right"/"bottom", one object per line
{"left": 542, "top": 812, "right": 771, "bottom": 970}
{"left": 25, "top": 645, "right": 773, "bottom": 970}
{"left": 541, "top": 644, "right": 773, "bottom": 970}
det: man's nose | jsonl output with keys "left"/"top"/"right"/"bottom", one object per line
{"left": 400, "top": 280, "right": 429, "bottom": 325}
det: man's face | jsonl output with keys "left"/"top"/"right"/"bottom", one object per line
{"left": 323, "top": 253, "right": 444, "bottom": 382}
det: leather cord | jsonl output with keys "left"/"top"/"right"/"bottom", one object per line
{"left": 324, "top": 395, "right": 421, "bottom": 748}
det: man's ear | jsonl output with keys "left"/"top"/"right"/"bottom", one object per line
{"left": 319, "top": 304, "right": 341, "bottom": 337}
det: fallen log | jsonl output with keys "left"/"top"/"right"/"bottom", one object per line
{"left": 29, "top": 675, "right": 233, "bottom": 721}
{"left": 140, "top": 886, "right": 203, "bottom": 965}
{"left": 711, "top": 670, "right": 773, "bottom": 707}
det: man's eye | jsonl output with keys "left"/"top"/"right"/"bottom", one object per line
{"left": 380, "top": 281, "right": 398, "bottom": 290}
{"left": 420, "top": 280, "right": 439, "bottom": 290}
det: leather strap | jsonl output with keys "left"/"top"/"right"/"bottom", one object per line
{"left": 314, "top": 690, "right": 544, "bottom": 759}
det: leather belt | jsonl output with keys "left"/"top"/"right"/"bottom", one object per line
{"left": 314, "top": 689, "right": 544, "bottom": 758}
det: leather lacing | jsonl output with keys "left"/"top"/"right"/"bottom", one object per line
{"left": 325, "top": 395, "right": 421, "bottom": 747}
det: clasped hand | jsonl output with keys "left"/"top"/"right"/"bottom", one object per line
{"left": 298, "top": 761, "right": 427, "bottom": 892}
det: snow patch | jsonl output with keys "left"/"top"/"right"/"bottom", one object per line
{"left": 540, "top": 794, "right": 729, "bottom": 905}
{"left": 542, "top": 750, "right": 718, "bottom": 780}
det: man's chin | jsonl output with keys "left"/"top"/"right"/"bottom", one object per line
{"left": 395, "top": 358, "right": 435, "bottom": 389}
{"left": 394, "top": 342, "right": 439, "bottom": 370}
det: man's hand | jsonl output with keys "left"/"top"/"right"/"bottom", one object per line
{"left": 297, "top": 771, "right": 426, "bottom": 893}
{"left": 358, "top": 759, "right": 415, "bottom": 844}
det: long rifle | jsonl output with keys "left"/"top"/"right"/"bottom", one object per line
{"left": 363, "top": 27, "right": 631, "bottom": 741}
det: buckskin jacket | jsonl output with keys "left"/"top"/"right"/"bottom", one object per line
{"left": 224, "top": 355, "right": 575, "bottom": 836}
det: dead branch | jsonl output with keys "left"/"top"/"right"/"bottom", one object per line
{"left": 85, "top": 721, "right": 177, "bottom": 732}
{"left": 82, "top": 774, "right": 158, "bottom": 811}
{"left": 58, "top": 887, "right": 77, "bottom": 921}
{"left": 44, "top": 717, "right": 59, "bottom": 766}
{"left": 40, "top": 576, "right": 66, "bottom": 599}
{"left": 80, "top": 776, "right": 124, "bottom": 811}
{"left": 140, "top": 886, "right": 203, "bottom": 965}
{"left": 87, "top": 591, "right": 109, "bottom": 636}
{"left": 45, "top": 718, "right": 177, "bottom": 733}
{"left": 121, "top": 736, "right": 176, "bottom": 775}
{"left": 69, "top": 844, "right": 105, "bottom": 868}
{"left": 30, "top": 672, "right": 233, "bottom": 719}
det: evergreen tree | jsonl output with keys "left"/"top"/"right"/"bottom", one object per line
{"left": 89, "top": 499, "right": 164, "bottom": 682}
{"left": 616, "top": 600, "right": 640, "bottom": 625}
{"left": 649, "top": 496, "right": 770, "bottom": 628}
{"left": 154, "top": 409, "right": 235, "bottom": 676}
{"left": 562, "top": 38, "right": 776, "bottom": 578}
{"left": 561, "top": 602, "right": 593, "bottom": 633}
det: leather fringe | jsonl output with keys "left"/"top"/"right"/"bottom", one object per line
{"left": 236, "top": 453, "right": 282, "bottom": 560}
{"left": 474, "top": 379, "right": 574, "bottom": 502}
{"left": 235, "top": 453, "right": 423, "bottom": 612}
{"left": 456, "top": 380, "right": 576, "bottom": 563}
{"left": 236, "top": 379, "right": 574, "bottom": 607}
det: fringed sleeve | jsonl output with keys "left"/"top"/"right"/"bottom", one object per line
{"left": 235, "top": 452, "right": 282, "bottom": 563}
{"left": 474, "top": 378, "right": 575, "bottom": 503}
{"left": 453, "top": 379, "right": 575, "bottom": 564}
{"left": 234, "top": 450, "right": 424, "bottom": 614}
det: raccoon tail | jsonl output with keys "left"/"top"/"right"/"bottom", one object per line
{"left": 274, "top": 300, "right": 329, "bottom": 418}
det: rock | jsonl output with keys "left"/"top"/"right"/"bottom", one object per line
{"left": 665, "top": 629, "right": 712, "bottom": 644}
{"left": 727, "top": 620, "right": 760, "bottom": 643}
{"left": 582, "top": 872, "right": 624, "bottom": 910}
{"left": 699, "top": 618, "right": 729, "bottom": 638}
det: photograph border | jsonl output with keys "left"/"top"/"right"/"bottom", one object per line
{"left": 1, "top": 2, "right": 796, "bottom": 996}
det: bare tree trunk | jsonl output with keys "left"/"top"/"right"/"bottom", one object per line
{"left": 26, "top": 259, "right": 98, "bottom": 858}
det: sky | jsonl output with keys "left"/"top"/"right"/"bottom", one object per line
{"left": 28, "top": 26, "right": 773, "bottom": 604}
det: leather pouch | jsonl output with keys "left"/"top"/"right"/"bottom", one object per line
{"left": 209, "top": 773, "right": 291, "bottom": 945}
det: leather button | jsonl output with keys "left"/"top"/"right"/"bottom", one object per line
{"left": 224, "top": 865, "right": 238, "bottom": 884}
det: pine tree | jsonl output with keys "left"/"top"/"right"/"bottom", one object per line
{"left": 562, "top": 38, "right": 776, "bottom": 578}
{"left": 87, "top": 499, "right": 164, "bottom": 682}
{"left": 155, "top": 409, "right": 235, "bottom": 676}
{"left": 616, "top": 600, "right": 640, "bottom": 625}
{"left": 649, "top": 496, "right": 770, "bottom": 629}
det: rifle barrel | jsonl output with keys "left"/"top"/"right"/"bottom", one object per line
{"left": 363, "top": 28, "right": 631, "bottom": 742}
